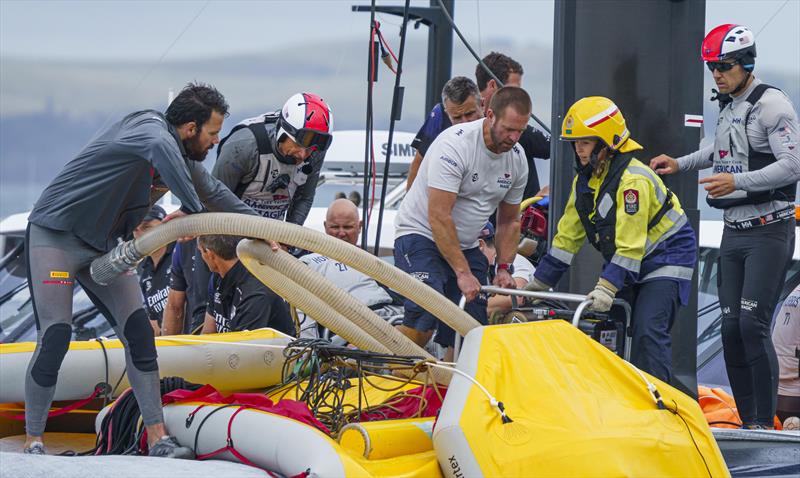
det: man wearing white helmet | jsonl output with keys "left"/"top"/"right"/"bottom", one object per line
{"left": 651, "top": 24, "right": 800, "bottom": 429}
{"left": 213, "top": 92, "right": 333, "bottom": 226}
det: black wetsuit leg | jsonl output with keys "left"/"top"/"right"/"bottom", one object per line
{"left": 719, "top": 218, "right": 795, "bottom": 426}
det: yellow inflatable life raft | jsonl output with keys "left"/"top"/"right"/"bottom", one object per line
{"left": 433, "top": 320, "right": 730, "bottom": 477}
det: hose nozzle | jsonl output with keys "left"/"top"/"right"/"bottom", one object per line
{"left": 90, "top": 240, "right": 144, "bottom": 285}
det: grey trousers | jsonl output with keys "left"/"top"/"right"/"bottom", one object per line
{"left": 24, "top": 223, "right": 163, "bottom": 436}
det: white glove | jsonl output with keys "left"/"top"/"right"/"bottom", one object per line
{"left": 524, "top": 277, "right": 551, "bottom": 292}
{"left": 587, "top": 279, "right": 617, "bottom": 312}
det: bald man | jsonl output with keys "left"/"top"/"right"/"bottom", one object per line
{"left": 298, "top": 199, "right": 402, "bottom": 338}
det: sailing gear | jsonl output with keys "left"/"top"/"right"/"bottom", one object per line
{"left": 675, "top": 70, "right": 798, "bottom": 427}
{"left": 394, "top": 234, "right": 488, "bottom": 348}
{"left": 206, "top": 261, "right": 294, "bottom": 336}
{"left": 28, "top": 110, "right": 255, "bottom": 253}
{"left": 706, "top": 61, "right": 739, "bottom": 73}
{"left": 396, "top": 119, "right": 528, "bottom": 249}
{"left": 23, "top": 441, "right": 46, "bottom": 455}
{"left": 148, "top": 435, "right": 195, "bottom": 459}
{"left": 701, "top": 24, "right": 756, "bottom": 70}
{"left": 214, "top": 111, "right": 325, "bottom": 223}
{"left": 719, "top": 218, "right": 794, "bottom": 427}
{"left": 706, "top": 84, "right": 796, "bottom": 209}
{"left": 560, "top": 97, "right": 642, "bottom": 154}
{"left": 123, "top": 309, "right": 159, "bottom": 372}
{"left": 24, "top": 223, "right": 164, "bottom": 437}
{"left": 587, "top": 279, "right": 616, "bottom": 313}
{"left": 675, "top": 78, "right": 800, "bottom": 223}
{"left": 412, "top": 102, "right": 550, "bottom": 202}
{"left": 277, "top": 92, "right": 333, "bottom": 154}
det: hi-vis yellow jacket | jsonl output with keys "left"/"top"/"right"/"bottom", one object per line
{"left": 534, "top": 154, "right": 697, "bottom": 303}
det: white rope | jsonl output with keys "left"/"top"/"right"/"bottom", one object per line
{"left": 425, "top": 361, "right": 511, "bottom": 422}
{"left": 621, "top": 359, "right": 664, "bottom": 409}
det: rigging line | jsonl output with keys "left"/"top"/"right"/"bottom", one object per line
{"left": 435, "top": 0, "right": 550, "bottom": 135}
{"left": 476, "top": 0, "right": 482, "bottom": 57}
{"left": 754, "top": 0, "right": 790, "bottom": 37}
{"left": 333, "top": 6, "right": 359, "bottom": 82}
{"left": 373, "top": 0, "right": 411, "bottom": 256}
{"left": 97, "top": 0, "right": 210, "bottom": 131}
{"left": 360, "top": 2, "right": 377, "bottom": 250}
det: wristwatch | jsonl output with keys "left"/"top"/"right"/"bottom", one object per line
{"left": 496, "top": 262, "right": 515, "bottom": 275}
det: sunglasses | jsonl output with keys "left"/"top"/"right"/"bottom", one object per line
{"left": 279, "top": 117, "right": 333, "bottom": 152}
{"left": 706, "top": 61, "right": 738, "bottom": 73}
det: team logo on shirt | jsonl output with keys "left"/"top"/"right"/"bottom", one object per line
{"left": 623, "top": 189, "right": 639, "bottom": 215}
{"left": 718, "top": 149, "right": 729, "bottom": 159}
{"left": 496, "top": 173, "right": 512, "bottom": 189}
{"left": 440, "top": 156, "right": 458, "bottom": 167}
{"left": 472, "top": 173, "right": 479, "bottom": 182}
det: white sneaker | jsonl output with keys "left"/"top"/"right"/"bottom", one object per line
{"left": 23, "top": 441, "right": 46, "bottom": 455}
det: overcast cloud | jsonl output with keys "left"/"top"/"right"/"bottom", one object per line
{"left": 1, "top": 0, "right": 797, "bottom": 75}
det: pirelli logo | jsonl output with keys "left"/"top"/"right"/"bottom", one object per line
{"left": 50, "top": 271, "right": 70, "bottom": 278}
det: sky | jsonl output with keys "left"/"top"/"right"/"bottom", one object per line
{"left": 1, "top": 0, "right": 797, "bottom": 76}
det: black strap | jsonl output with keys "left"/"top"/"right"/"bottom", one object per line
{"left": 647, "top": 189, "right": 674, "bottom": 230}
{"left": 743, "top": 83, "right": 776, "bottom": 129}
{"left": 246, "top": 123, "right": 272, "bottom": 156}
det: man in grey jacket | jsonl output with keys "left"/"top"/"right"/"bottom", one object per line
{"left": 651, "top": 24, "right": 799, "bottom": 429}
{"left": 23, "top": 82, "right": 257, "bottom": 457}
{"left": 213, "top": 92, "right": 333, "bottom": 226}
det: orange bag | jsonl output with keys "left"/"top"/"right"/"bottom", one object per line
{"left": 698, "top": 385, "right": 782, "bottom": 430}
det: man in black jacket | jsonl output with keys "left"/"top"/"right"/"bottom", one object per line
{"left": 22, "top": 82, "right": 256, "bottom": 458}
{"left": 197, "top": 235, "right": 294, "bottom": 336}
{"left": 407, "top": 52, "right": 550, "bottom": 199}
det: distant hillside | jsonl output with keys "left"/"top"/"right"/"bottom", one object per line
{"left": 0, "top": 36, "right": 796, "bottom": 217}
{"left": 0, "top": 37, "right": 551, "bottom": 187}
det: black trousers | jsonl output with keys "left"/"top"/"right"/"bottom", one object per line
{"left": 719, "top": 218, "right": 795, "bottom": 426}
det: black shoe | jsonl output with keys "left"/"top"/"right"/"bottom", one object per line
{"left": 23, "top": 441, "right": 46, "bottom": 455}
{"left": 147, "top": 435, "right": 195, "bottom": 459}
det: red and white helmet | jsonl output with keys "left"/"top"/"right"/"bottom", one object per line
{"left": 701, "top": 24, "right": 756, "bottom": 70}
{"left": 277, "top": 92, "right": 333, "bottom": 153}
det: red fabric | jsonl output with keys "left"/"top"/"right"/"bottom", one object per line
{"left": 0, "top": 384, "right": 105, "bottom": 421}
{"left": 358, "top": 385, "right": 447, "bottom": 421}
{"left": 162, "top": 385, "right": 330, "bottom": 434}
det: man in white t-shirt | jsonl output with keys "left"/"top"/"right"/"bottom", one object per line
{"left": 476, "top": 222, "right": 535, "bottom": 316}
{"left": 298, "top": 199, "right": 402, "bottom": 338}
{"left": 394, "top": 86, "right": 531, "bottom": 352}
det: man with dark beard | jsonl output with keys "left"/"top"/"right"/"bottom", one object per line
{"left": 22, "top": 82, "right": 256, "bottom": 458}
